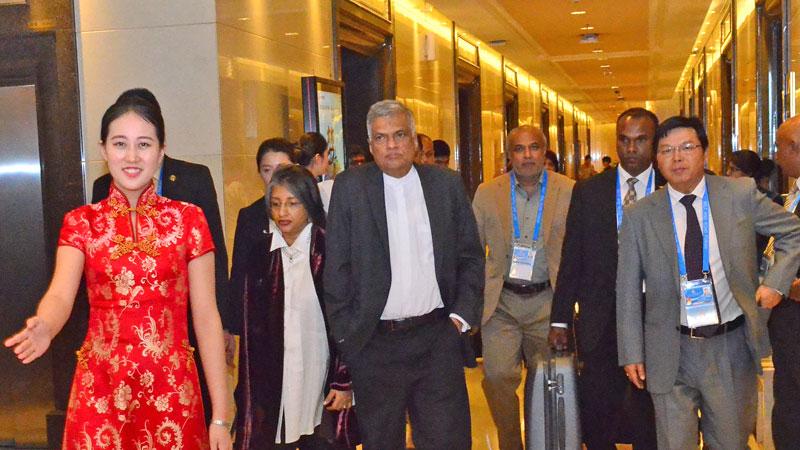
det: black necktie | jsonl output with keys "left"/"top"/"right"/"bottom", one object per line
{"left": 679, "top": 195, "right": 703, "bottom": 280}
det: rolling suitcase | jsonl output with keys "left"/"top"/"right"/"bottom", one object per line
{"left": 525, "top": 352, "right": 581, "bottom": 450}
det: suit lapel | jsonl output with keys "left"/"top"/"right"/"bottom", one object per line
{"left": 706, "top": 176, "right": 736, "bottom": 279}
{"left": 365, "top": 164, "right": 390, "bottom": 257}
{"left": 542, "top": 173, "right": 560, "bottom": 245}
{"left": 647, "top": 190, "right": 680, "bottom": 286}
{"left": 418, "top": 166, "right": 444, "bottom": 276}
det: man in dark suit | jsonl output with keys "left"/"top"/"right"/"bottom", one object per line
{"left": 91, "top": 89, "right": 229, "bottom": 424}
{"left": 549, "top": 108, "right": 660, "bottom": 449}
{"left": 324, "top": 100, "right": 484, "bottom": 449}
{"left": 770, "top": 114, "right": 800, "bottom": 449}
{"left": 225, "top": 137, "right": 295, "bottom": 334}
{"left": 617, "top": 116, "right": 800, "bottom": 449}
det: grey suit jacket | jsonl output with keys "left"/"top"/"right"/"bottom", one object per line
{"left": 472, "top": 170, "right": 574, "bottom": 325}
{"left": 324, "top": 163, "right": 485, "bottom": 358}
{"left": 616, "top": 175, "right": 800, "bottom": 394}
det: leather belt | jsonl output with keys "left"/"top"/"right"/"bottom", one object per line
{"left": 378, "top": 308, "right": 446, "bottom": 333}
{"left": 679, "top": 314, "right": 745, "bottom": 339}
{"left": 502, "top": 280, "right": 551, "bottom": 296}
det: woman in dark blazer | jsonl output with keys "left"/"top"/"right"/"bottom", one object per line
{"left": 234, "top": 166, "right": 356, "bottom": 450}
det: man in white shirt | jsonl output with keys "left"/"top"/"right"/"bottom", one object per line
{"left": 324, "top": 100, "right": 484, "bottom": 449}
{"left": 549, "top": 108, "right": 659, "bottom": 449}
{"left": 616, "top": 116, "right": 800, "bottom": 449}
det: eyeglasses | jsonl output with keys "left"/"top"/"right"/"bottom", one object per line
{"left": 657, "top": 142, "right": 703, "bottom": 156}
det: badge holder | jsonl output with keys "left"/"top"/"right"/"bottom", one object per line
{"left": 681, "top": 272, "right": 720, "bottom": 329}
{"left": 510, "top": 240, "right": 536, "bottom": 282}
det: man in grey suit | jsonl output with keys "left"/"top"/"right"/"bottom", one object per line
{"left": 325, "top": 100, "right": 484, "bottom": 449}
{"left": 472, "top": 125, "right": 574, "bottom": 450}
{"left": 616, "top": 116, "right": 800, "bottom": 449}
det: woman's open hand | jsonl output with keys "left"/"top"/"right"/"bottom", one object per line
{"left": 4, "top": 316, "right": 53, "bottom": 364}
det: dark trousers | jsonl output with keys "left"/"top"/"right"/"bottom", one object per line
{"left": 347, "top": 318, "right": 471, "bottom": 450}
{"left": 274, "top": 426, "right": 335, "bottom": 450}
{"left": 768, "top": 300, "right": 800, "bottom": 450}
{"left": 578, "top": 330, "right": 657, "bottom": 450}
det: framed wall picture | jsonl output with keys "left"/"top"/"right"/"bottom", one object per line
{"left": 301, "top": 76, "right": 347, "bottom": 175}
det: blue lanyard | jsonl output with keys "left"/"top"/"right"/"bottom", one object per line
{"left": 790, "top": 192, "right": 800, "bottom": 213}
{"left": 667, "top": 188, "right": 710, "bottom": 279}
{"left": 615, "top": 169, "right": 654, "bottom": 230}
{"left": 156, "top": 165, "right": 164, "bottom": 196}
{"left": 510, "top": 170, "right": 548, "bottom": 242}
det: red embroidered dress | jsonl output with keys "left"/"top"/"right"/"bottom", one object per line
{"left": 58, "top": 183, "right": 213, "bottom": 449}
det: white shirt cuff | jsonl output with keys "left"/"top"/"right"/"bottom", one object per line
{"left": 448, "top": 313, "right": 471, "bottom": 332}
{"left": 551, "top": 322, "right": 568, "bottom": 328}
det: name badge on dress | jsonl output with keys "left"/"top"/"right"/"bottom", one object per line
{"left": 510, "top": 240, "right": 535, "bottom": 282}
{"left": 682, "top": 275, "right": 719, "bottom": 328}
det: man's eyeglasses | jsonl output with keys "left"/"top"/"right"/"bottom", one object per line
{"left": 657, "top": 142, "right": 703, "bottom": 156}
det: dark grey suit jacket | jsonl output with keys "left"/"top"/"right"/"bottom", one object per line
{"left": 323, "top": 163, "right": 484, "bottom": 359}
{"left": 616, "top": 175, "right": 800, "bottom": 394}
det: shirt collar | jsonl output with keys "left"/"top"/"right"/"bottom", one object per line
{"left": 617, "top": 164, "right": 653, "bottom": 188}
{"left": 383, "top": 165, "right": 418, "bottom": 188}
{"left": 270, "top": 222, "right": 313, "bottom": 253}
{"left": 512, "top": 169, "right": 545, "bottom": 189}
{"left": 667, "top": 177, "right": 707, "bottom": 206}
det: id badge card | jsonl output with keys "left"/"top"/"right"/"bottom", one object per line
{"left": 509, "top": 240, "right": 536, "bottom": 282}
{"left": 681, "top": 277, "right": 720, "bottom": 328}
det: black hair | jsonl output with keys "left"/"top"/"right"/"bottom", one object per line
{"left": 545, "top": 150, "right": 560, "bottom": 172}
{"left": 256, "top": 138, "right": 297, "bottom": 168}
{"left": 602, "top": 155, "right": 612, "bottom": 164}
{"left": 268, "top": 165, "right": 326, "bottom": 228}
{"left": 730, "top": 150, "right": 761, "bottom": 178}
{"left": 433, "top": 139, "right": 451, "bottom": 158}
{"left": 116, "top": 88, "right": 160, "bottom": 111}
{"left": 297, "top": 132, "right": 328, "bottom": 167}
{"left": 655, "top": 116, "right": 708, "bottom": 151}
{"left": 757, "top": 158, "right": 777, "bottom": 182}
{"left": 617, "top": 107, "right": 659, "bottom": 129}
{"left": 100, "top": 97, "right": 165, "bottom": 145}
{"left": 584, "top": 154, "right": 592, "bottom": 162}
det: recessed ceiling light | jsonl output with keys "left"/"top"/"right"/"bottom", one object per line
{"left": 600, "top": 64, "right": 611, "bottom": 68}
{"left": 571, "top": 10, "right": 587, "bottom": 15}
{"left": 611, "top": 86, "right": 619, "bottom": 89}
{"left": 592, "top": 49, "right": 603, "bottom": 53}
{"left": 285, "top": 32, "right": 299, "bottom": 36}
{"left": 581, "top": 24, "right": 595, "bottom": 31}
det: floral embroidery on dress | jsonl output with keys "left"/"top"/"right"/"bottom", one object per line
{"left": 57, "top": 183, "right": 213, "bottom": 449}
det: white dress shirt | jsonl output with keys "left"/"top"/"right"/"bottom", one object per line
{"left": 273, "top": 223, "right": 330, "bottom": 444}
{"left": 381, "top": 167, "right": 445, "bottom": 320}
{"left": 318, "top": 179, "right": 334, "bottom": 213}
{"left": 618, "top": 165, "right": 654, "bottom": 201}
{"left": 666, "top": 180, "right": 744, "bottom": 326}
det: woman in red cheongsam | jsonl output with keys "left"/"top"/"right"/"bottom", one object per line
{"left": 4, "top": 96, "right": 232, "bottom": 450}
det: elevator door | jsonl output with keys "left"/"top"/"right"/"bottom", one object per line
{"left": 0, "top": 85, "right": 52, "bottom": 445}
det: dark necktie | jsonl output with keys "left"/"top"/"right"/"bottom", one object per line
{"left": 679, "top": 195, "right": 703, "bottom": 280}
{"left": 624, "top": 178, "right": 638, "bottom": 206}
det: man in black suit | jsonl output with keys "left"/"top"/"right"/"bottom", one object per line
{"left": 771, "top": 115, "right": 800, "bottom": 449}
{"left": 549, "top": 108, "right": 660, "bottom": 449}
{"left": 91, "top": 89, "right": 229, "bottom": 424}
{"left": 225, "top": 137, "right": 296, "bottom": 334}
{"left": 324, "top": 100, "right": 484, "bottom": 449}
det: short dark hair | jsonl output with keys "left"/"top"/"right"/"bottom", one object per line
{"left": 545, "top": 150, "right": 559, "bottom": 172}
{"left": 297, "top": 132, "right": 328, "bottom": 167}
{"left": 584, "top": 154, "right": 592, "bottom": 162}
{"left": 268, "top": 165, "right": 326, "bottom": 228}
{"left": 433, "top": 139, "right": 450, "bottom": 158}
{"left": 757, "top": 158, "right": 777, "bottom": 182}
{"left": 602, "top": 155, "right": 612, "bottom": 164}
{"left": 256, "top": 138, "right": 296, "bottom": 168}
{"left": 730, "top": 150, "right": 761, "bottom": 178}
{"left": 617, "top": 107, "right": 659, "bottom": 129}
{"left": 116, "top": 88, "right": 160, "bottom": 111}
{"left": 655, "top": 116, "right": 708, "bottom": 151}
{"left": 100, "top": 97, "right": 165, "bottom": 145}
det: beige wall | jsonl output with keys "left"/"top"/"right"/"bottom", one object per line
{"left": 76, "top": 0, "right": 224, "bottom": 219}
{"left": 216, "top": 0, "right": 334, "bottom": 257}
{"left": 394, "top": 0, "right": 458, "bottom": 167}
{"left": 478, "top": 45, "right": 505, "bottom": 181}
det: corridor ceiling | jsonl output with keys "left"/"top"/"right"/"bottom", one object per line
{"left": 427, "top": 0, "right": 717, "bottom": 122}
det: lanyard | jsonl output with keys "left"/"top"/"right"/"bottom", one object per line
{"left": 510, "top": 170, "right": 548, "bottom": 242}
{"left": 668, "top": 188, "right": 710, "bottom": 280}
{"left": 789, "top": 192, "right": 800, "bottom": 213}
{"left": 615, "top": 169, "right": 654, "bottom": 230}
{"left": 156, "top": 165, "right": 164, "bottom": 196}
